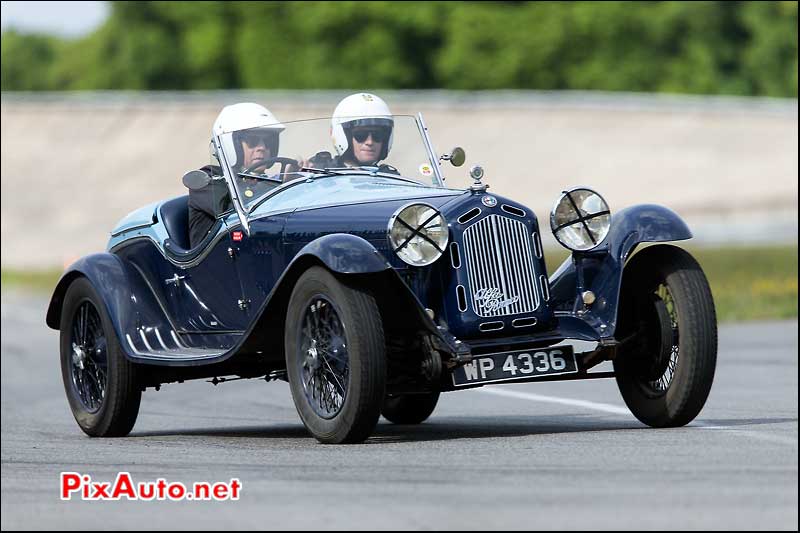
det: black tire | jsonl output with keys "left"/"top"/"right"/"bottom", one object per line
{"left": 613, "top": 245, "right": 717, "bottom": 427}
{"left": 382, "top": 392, "right": 440, "bottom": 424}
{"left": 59, "top": 277, "right": 141, "bottom": 437}
{"left": 285, "top": 267, "right": 386, "bottom": 444}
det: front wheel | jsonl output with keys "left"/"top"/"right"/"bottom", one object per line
{"left": 285, "top": 267, "right": 386, "bottom": 444}
{"left": 614, "top": 245, "right": 717, "bottom": 427}
{"left": 59, "top": 277, "right": 141, "bottom": 437}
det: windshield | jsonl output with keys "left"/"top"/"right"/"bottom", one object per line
{"left": 215, "top": 115, "right": 442, "bottom": 210}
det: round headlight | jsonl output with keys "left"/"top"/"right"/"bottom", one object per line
{"left": 388, "top": 204, "right": 449, "bottom": 266}
{"left": 550, "top": 188, "right": 611, "bottom": 251}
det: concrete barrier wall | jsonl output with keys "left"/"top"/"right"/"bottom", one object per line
{"left": 1, "top": 91, "right": 797, "bottom": 268}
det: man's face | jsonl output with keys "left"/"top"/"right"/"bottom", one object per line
{"left": 241, "top": 132, "right": 273, "bottom": 170}
{"left": 350, "top": 127, "right": 387, "bottom": 165}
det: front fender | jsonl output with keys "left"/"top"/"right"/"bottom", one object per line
{"left": 295, "top": 233, "right": 392, "bottom": 274}
{"left": 46, "top": 253, "right": 172, "bottom": 359}
{"left": 548, "top": 204, "right": 692, "bottom": 338}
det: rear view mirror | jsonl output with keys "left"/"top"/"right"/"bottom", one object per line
{"left": 182, "top": 170, "right": 211, "bottom": 191}
{"left": 440, "top": 147, "right": 466, "bottom": 167}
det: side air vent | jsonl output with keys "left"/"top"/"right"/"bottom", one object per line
{"left": 501, "top": 204, "right": 526, "bottom": 218}
{"left": 512, "top": 317, "right": 538, "bottom": 328}
{"left": 540, "top": 275, "right": 551, "bottom": 301}
{"left": 479, "top": 321, "right": 505, "bottom": 332}
{"left": 458, "top": 208, "right": 481, "bottom": 225}
{"left": 456, "top": 285, "right": 468, "bottom": 312}
{"left": 450, "top": 242, "right": 461, "bottom": 269}
{"left": 532, "top": 232, "right": 543, "bottom": 258}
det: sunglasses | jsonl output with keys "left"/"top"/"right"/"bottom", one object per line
{"left": 351, "top": 128, "right": 388, "bottom": 143}
{"left": 241, "top": 133, "right": 274, "bottom": 147}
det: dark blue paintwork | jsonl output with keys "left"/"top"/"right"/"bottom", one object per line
{"left": 548, "top": 204, "right": 692, "bottom": 338}
{"left": 48, "top": 172, "right": 694, "bottom": 369}
{"left": 47, "top": 253, "right": 171, "bottom": 351}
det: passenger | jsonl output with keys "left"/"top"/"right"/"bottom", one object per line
{"left": 188, "top": 103, "right": 284, "bottom": 248}
{"left": 305, "top": 93, "right": 397, "bottom": 173}
{"left": 331, "top": 92, "right": 395, "bottom": 169}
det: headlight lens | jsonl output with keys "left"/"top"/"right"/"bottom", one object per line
{"left": 389, "top": 204, "right": 448, "bottom": 266}
{"left": 550, "top": 188, "right": 611, "bottom": 251}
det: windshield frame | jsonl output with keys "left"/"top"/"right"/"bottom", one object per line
{"left": 213, "top": 113, "right": 446, "bottom": 235}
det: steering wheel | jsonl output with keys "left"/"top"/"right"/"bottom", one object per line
{"left": 244, "top": 156, "right": 300, "bottom": 176}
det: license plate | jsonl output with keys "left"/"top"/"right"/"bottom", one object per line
{"left": 452, "top": 346, "right": 577, "bottom": 387}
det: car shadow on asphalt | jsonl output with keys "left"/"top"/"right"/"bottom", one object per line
{"left": 691, "top": 417, "right": 798, "bottom": 428}
{"left": 129, "top": 415, "right": 797, "bottom": 443}
{"left": 130, "top": 414, "right": 645, "bottom": 442}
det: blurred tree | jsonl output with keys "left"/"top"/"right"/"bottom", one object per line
{"left": 1, "top": 1, "right": 796, "bottom": 96}
{"left": 739, "top": 1, "right": 798, "bottom": 96}
{"left": 0, "top": 30, "right": 59, "bottom": 90}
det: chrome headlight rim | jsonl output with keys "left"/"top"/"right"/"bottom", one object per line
{"left": 387, "top": 202, "right": 449, "bottom": 267}
{"left": 549, "top": 187, "right": 611, "bottom": 252}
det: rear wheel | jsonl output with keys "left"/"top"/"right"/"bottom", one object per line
{"left": 614, "top": 245, "right": 717, "bottom": 427}
{"left": 382, "top": 392, "right": 440, "bottom": 424}
{"left": 285, "top": 267, "right": 386, "bottom": 444}
{"left": 59, "top": 277, "right": 141, "bottom": 437}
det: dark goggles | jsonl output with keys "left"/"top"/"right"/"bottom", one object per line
{"left": 241, "top": 132, "right": 276, "bottom": 147}
{"left": 351, "top": 128, "right": 389, "bottom": 143}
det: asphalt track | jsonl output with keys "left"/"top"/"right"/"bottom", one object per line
{"left": 1, "top": 291, "right": 797, "bottom": 530}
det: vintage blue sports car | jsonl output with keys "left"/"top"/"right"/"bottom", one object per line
{"left": 47, "top": 112, "right": 717, "bottom": 444}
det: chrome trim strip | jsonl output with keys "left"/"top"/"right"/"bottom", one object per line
{"left": 170, "top": 330, "right": 187, "bottom": 349}
{"left": 540, "top": 275, "right": 551, "bottom": 301}
{"left": 479, "top": 321, "right": 504, "bottom": 332}
{"left": 109, "top": 224, "right": 231, "bottom": 268}
{"left": 110, "top": 222, "right": 153, "bottom": 238}
{"left": 139, "top": 329, "right": 154, "bottom": 352}
{"left": 153, "top": 328, "right": 170, "bottom": 351}
{"left": 512, "top": 317, "right": 538, "bottom": 328}
{"left": 126, "top": 332, "right": 226, "bottom": 361}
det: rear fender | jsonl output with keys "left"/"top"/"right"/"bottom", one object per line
{"left": 46, "top": 253, "right": 173, "bottom": 361}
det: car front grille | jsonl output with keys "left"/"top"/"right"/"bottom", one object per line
{"left": 461, "top": 214, "right": 540, "bottom": 317}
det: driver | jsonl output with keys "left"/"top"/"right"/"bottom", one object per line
{"left": 188, "top": 103, "right": 284, "bottom": 248}
{"left": 305, "top": 93, "right": 397, "bottom": 172}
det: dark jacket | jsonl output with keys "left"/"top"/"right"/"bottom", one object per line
{"left": 188, "top": 165, "right": 230, "bottom": 249}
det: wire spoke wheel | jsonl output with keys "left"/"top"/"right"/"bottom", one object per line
{"left": 285, "top": 267, "right": 386, "bottom": 444}
{"left": 298, "top": 296, "right": 350, "bottom": 419}
{"left": 60, "top": 277, "right": 141, "bottom": 437}
{"left": 69, "top": 301, "right": 108, "bottom": 413}
{"left": 641, "top": 283, "right": 680, "bottom": 396}
{"left": 614, "top": 245, "right": 717, "bottom": 428}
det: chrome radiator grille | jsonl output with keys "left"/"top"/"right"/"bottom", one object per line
{"left": 462, "top": 214, "right": 540, "bottom": 317}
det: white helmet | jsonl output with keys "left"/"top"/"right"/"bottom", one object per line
{"left": 331, "top": 93, "right": 394, "bottom": 162}
{"left": 212, "top": 103, "right": 285, "bottom": 167}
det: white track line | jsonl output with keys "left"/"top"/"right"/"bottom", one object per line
{"left": 479, "top": 387, "right": 632, "bottom": 416}
{"left": 479, "top": 387, "right": 797, "bottom": 446}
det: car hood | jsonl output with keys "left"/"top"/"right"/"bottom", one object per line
{"left": 249, "top": 175, "right": 463, "bottom": 219}
{"left": 281, "top": 188, "right": 469, "bottom": 245}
